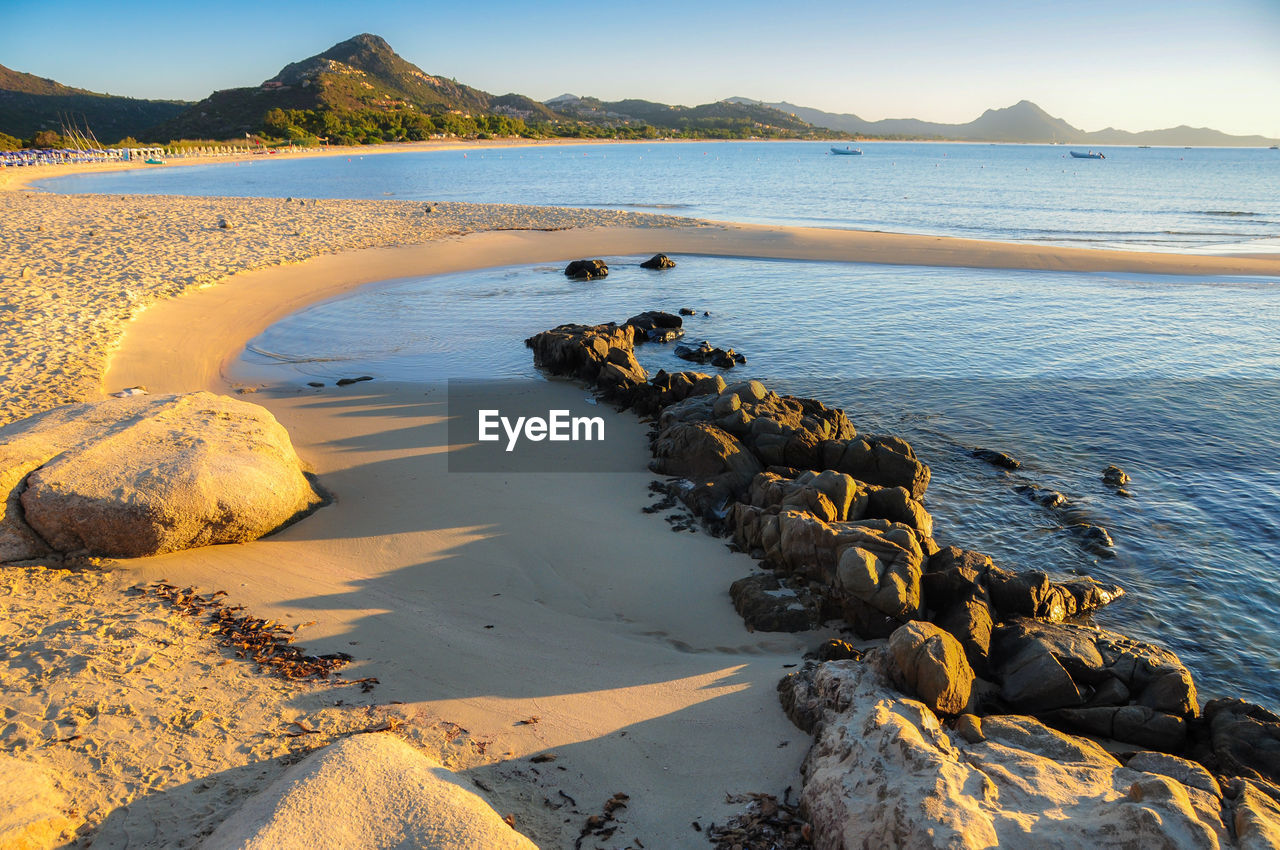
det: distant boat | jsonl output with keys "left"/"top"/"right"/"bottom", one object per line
{"left": 1271, "top": 145, "right": 1278, "bottom": 150}
{"left": 831, "top": 146, "right": 863, "bottom": 156}
{"left": 1069, "top": 150, "right": 1105, "bottom": 159}
{"left": 144, "top": 158, "right": 166, "bottom": 165}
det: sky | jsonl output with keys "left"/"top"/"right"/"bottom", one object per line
{"left": 3, "top": 0, "right": 1279, "bottom": 137}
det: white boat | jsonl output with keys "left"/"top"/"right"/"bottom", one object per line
{"left": 831, "top": 146, "right": 863, "bottom": 156}
{"left": 1069, "top": 150, "right": 1105, "bottom": 159}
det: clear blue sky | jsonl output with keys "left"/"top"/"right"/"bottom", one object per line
{"left": 3, "top": 0, "right": 1278, "bottom": 137}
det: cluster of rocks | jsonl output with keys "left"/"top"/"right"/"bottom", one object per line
{"left": 779, "top": 651, "right": 1280, "bottom": 849}
{"left": 527, "top": 306, "right": 1280, "bottom": 847}
{"left": 674, "top": 341, "right": 746, "bottom": 368}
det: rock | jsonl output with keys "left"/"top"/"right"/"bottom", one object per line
{"left": 217, "top": 217, "right": 232, "bottom": 229}
{"left": 525, "top": 323, "right": 646, "bottom": 395}
{"left": 335, "top": 375, "right": 374, "bottom": 386}
{"left": 649, "top": 422, "right": 763, "bottom": 511}
{"left": 823, "top": 436, "right": 932, "bottom": 500}
{"left": 3, "top": 393, "right": 322, "bottom": 561}
{"left": 1234, "top": 781, "right": 1280, "bottom": 850}
{"left": 564, "top": 258, "right": 608, "bottom": 279}
{"left": 306, "top": 381, "right": 324, "bottom": 388}
{"left": 1071, "top": 522, "right": 1116, "bottom": 556}
{"left": 985, "top": 566, "right": 1124, "bottom": 623}
{"left": 678, "top": 307, "right": 697, "bottom": 316}
{"left": 972, "top": 447, "right": 1021, "bottom": 469}
{"left": 778, "top": 655, "right": 1228, "bottom": 850}
{"left": 1103, "top": 465, "right": 1131, "bottom": 486}
{"left": 201, "top": 734, "right": 537, "bottom": 850}
{"left": 1016, "top": 483, "right": 1068, "bottom": 509}
{"left": 992, "top": 618, "right": 1199, "bottom": 744}
{"left": 1047, "top": 705, "right": 1188, "bottom": 752}
{"left": 639, "top": 253, "right": 676, "bottom": 270}
{"left": 729, "top": 573, "right": 820, "bottom": 632}
{"left": 1127, "top": 751, "right": 1222, "bottom": 798}
{"left": 865, "top": 486, "right": 933, "bottom": 538}
{"left": 674, "top": 341, "right": 746, "bottom": 368}
{"left": 835, "top": 523, "right": 926, "bottom": 623}
{"left": 1202, "top": 699, "right": 1280, "bottom": 787}
{"left": 623, "top": 310, "right": 683, "bottom": 343}
{"left": 888, "top": 621, "right": 974, "bottom": 715}
{"left": 934, "top": 597, "right": 995, "bottom": 676}
{"left": 813, "top": 639, "right": 863, "bottom": 662}
{"left": 0, "top": 756, "right": 80, "bottom": 849}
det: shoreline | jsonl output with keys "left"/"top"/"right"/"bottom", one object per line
{"left": 5, "top": 178, "right": 1280, "bottom": 844}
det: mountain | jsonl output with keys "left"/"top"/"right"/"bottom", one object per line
{"left": 151, "top": 33, "right": 513, "bottom": 140}
{"left": 0, "top": 63, "right": 188, "bottom": 143}
{"left": 151, "top": 36, "right": 834, "bottom": 142}
{"left": 545, "top": 94, "right": 827, "bottom": 138}
{"left": 728, "top": 97, "right": 1277, "bottom": 146}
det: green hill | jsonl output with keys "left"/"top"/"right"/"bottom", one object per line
{"left": 0, "top": 63, "right": 188, "bottom": 143}
{"left": 546, "top": 94, "right": 832, "bottom": 138}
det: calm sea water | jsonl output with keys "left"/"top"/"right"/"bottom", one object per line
{"left": 236, "top": 256, "right": 1280, "bottom": 710}
{"left": 37, "top": 141, "right": 1280, "bottom": 252}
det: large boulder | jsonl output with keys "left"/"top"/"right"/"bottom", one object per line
{"left": 778, "top": 655, "right": 1231, "bottom": 850}
{"left": 525, "top": 323, "right": 646, "bottom": 397}
{"left": 1, "top": 392, "right": 321, "bottom": 560}
{"left": 201, "top": 734, "right": 537, "bottom": 850}
{"left": 888, "top": 621, "right": 974, "bottom": 715}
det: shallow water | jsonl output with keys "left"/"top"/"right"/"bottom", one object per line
{"left": 38, "top": 141, "right": 1280, "bottom": 252}
{"left": 237, "top": 255, "right": 1280, "bottom": 709}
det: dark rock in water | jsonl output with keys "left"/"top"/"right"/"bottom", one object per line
{"left": 525, "top": 323, "right": 646, "bottom": 400}
{"left": 678, "top": 307, "right": 697, "bottom": 316}
{"left": 674, "top": 341, "right": 747, "bottom": 368}
{"left": 1069, "top": 522, "right": 1115, "bottom": 557}
{"left": 1102, "top": 465, "right": 1131, "bottom": 487}
{"left": 1015, "top": 484, "right": 1068, "bottom": 509}
{"left": 624, "top": 310, "right": 684, "bottom": 343}
{"left": 1115, "top": 487, "right": 1134, "bottom": 499}
{"left": 813, "top": 638, "right": 864, "bottom": 662}
{"left": 564, "top": 259, "right": 609, "bottom": 280}
{"left": 972, "top": 447, "right": 1021, "bottom": 470}
{"left": 1046, "top": 705, "right": 1188, "bottom": 752}
{"left": 639, "top": 253, "right": 676, "bottom": 270}
{"left": 729, "top": 573, "right": 819, "bottom": 632}
{"left": 335, "top": 376, "right": 374, "bottom": 386}
{"left": 306, "top": 382, "right": 324, "bottom": 388}
{"left": 1198, "top": 699, "right": 1280, "bottom": 787}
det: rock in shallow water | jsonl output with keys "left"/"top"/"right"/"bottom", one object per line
{"left": 2, "top": 392, "right": 321, "bottom": 560}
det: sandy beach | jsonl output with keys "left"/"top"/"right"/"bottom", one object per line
{"left": 4, "top": 150, "right": 1280, "bottom": 848}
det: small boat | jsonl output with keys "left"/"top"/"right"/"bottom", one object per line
{"left": 831, "top": 146, "right": 863, "bottom": 156}
{"left": 1069, "top": 150, "right": 1105, "bottom": 159}
{"left": 144, "top": 158, "right": 166, "bottom": 165}
{"left": 1270, "top": 145, "right": 1278, "bottom": 150}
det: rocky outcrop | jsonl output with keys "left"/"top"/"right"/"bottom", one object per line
{"left": 972, "top": 447, "right": 1021, "bottom": 469}
{"left": 525, "top": 322, "right": 647, "bottom": 397}
{"left": 639, "top": 253, "right": 676, "bottom": 270}
{"left": 778, "top": 656, "right": 1236, "bottom": 850}
{"left": 1, "top": 393, "right": 321, "bottom": 561}
{"left": 564, "top": 258, "right": 608, "bottom": 280}
{"left": 201, "top": 734, "right": 537, "bottom": 850}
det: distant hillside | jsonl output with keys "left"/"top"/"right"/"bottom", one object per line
{"left": 546, "top": 94, "right": 831, "bottom": 138}
{"left": 0, "top": 63, "right": 188, "bottom": 143}
{"left": 151, "top": 35, "right": 837, "bottom": 143}
{"left": 729, "top": 97, "right": 1278, "bottom": 146}
{"left": 150, "top": 34, "right": 502, "bottom": 141}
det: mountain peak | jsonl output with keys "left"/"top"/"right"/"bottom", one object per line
{"left": 320, "top": 33, "right": 394, "bottom": 61}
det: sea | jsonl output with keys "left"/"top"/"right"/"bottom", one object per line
{"left": 40, "top": 141, "right": 1280, "bottom": 709}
